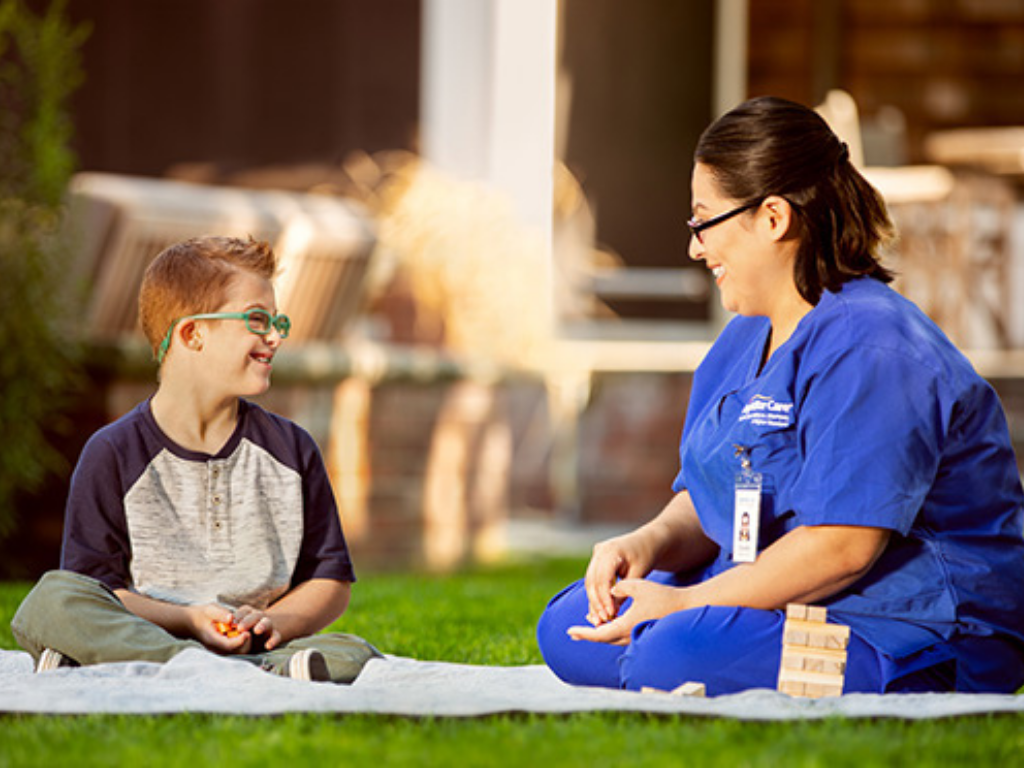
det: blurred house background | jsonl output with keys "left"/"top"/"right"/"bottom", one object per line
{"left": 6, "top": 0, "right": 1024, "bottom": 574}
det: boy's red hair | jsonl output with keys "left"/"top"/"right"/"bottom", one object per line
{"left": 138, "top": 236, "right": 278, "bottom": 359}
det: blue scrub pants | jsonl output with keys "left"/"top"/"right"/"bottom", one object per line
{"left": 538, "top": 571, "right": 932, "bottom": 696}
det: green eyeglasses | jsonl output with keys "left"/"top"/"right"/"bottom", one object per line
{"left": 156, "top": 308, "right": 292, "bottom": 363}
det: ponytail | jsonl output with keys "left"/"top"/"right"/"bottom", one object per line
{"left": 696, "top": 97, "right": 895, "bottom": 305}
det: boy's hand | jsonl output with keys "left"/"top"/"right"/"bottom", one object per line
{"left": 189, "top": 604, "right": 249, "bottom": 654}
{"left": 214, "top": 620, "right": 241, "bottom": 638}
{"left": 233, "top": 605, "right": 283, "bottom": 651}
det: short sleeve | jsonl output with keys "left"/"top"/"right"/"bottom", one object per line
{"left": 787, "top": 345, "right": 946, "bottom": 534}
{"left": 60, "top": 432, "right": 133, "bottom": 591}
{"left": 290, "top": 430, "right": 356, "bottom": 585}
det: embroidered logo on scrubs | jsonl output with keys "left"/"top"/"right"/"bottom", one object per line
{"left": 738, "top": 395, "right": 795, "bottom": 429}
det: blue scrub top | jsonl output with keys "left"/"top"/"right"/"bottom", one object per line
{"left": 673, "top": 277, "right": 1024, "bottom": 668}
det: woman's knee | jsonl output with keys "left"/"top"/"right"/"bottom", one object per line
{"left": 620, "top": 605, "right": 786, "bottom": 695}
{"left": 537, "top": 579, "right": 591, "bottom": 638}
{"left": 536, "top": 581, "right": 585, "bottom": 664}
{"left": 536, "top": 580, "right": 623, "bottom": 688}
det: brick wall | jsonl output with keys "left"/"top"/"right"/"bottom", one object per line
{"left": 325, "top": 378, "right": 515, "bottom": 572}
{"left": 577, "top": 372, "right": 691, "bottom": 525}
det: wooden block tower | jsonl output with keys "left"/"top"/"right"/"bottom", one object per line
{"left": 777, "top": 603, "right": 850, "bottom": 698}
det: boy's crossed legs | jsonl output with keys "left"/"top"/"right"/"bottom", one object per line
{"left": 12, "top": 570, "right": 379, "bottom": 684}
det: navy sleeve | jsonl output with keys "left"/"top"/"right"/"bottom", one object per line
{"left": 290, "top": 428, "right": 356, "bottom": 585}
{"left": 59, "top": 430, "right": 133, "bottom": 591}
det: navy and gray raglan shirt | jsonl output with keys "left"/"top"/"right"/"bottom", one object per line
{"left": 60, "top": 398, "right": 355, "bottom": 610}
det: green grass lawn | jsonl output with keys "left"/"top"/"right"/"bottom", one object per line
{"left": 2, "top": 556, "right": 1023, "bottom": 767}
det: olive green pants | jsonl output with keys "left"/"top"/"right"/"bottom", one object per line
{"left": 12, "top": 570, "right": 381, "bottom": 684}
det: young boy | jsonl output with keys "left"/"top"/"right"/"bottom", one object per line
{"left": 12, "top": 236, "right": 379, "bottom": 683}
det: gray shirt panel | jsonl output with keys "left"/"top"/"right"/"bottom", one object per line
{"left": 124, "top": 438, "right": 304, "bottom": 609}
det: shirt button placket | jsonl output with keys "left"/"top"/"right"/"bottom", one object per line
{"left": 209, "top": 462, "right": 228, "bottom": 547}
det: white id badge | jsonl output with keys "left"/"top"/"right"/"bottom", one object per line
{"left": 732, "top": 470, "right": 762, "bottom": 563}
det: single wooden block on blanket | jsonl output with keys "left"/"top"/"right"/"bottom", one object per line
{"left": 671, "top": 681, "right": 707, "bottom": 697}
{"left": 640, "top": 681, "right": 707, "bottom": 697}
{"left": 777, "top": 603, "right": 849, "bottom": 699}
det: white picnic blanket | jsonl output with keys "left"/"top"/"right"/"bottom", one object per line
{"left": 2, "top": 648, "right": 1022, "bottom": 719}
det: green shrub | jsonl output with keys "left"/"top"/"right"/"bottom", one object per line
{"left": 0, "top": 0, "right": 89, "bottom": 535}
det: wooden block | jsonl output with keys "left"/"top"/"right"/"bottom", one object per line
{"left": 781, "top": 653, "right": 805, "bottom": 671}
{"left": 671, "top": 682, "right": 706, "bottom": 698}
{"left": 786, "top": 604, "right": 808, "bottom": 620}
{"left": 783, "top": 627, "right": 810, "bottom": 646}
{"left": 800, "top": 681, "right": 843, "bottom": 699}
{"left": 806, "top": 605, "right": 828, "bottom": 622}
{"left": 783, "top": 620, "right": 850, "bottom": 650}
{"left": 778, "top": 679, "right": 805, "bottom": 696}
{"left": 642, "top": 682, "right": 707, "bottom": 698}
{"left": 777, "top": 667, "right": 845, "bottom": 688}
{"left": 781, "top": 645, "right": 848, "bottom": 660}
{"left": 821, "top": 658, "right": 846, "bottom": 676}
{"left": 824, "top": 627, "right": 850, "bottom": 650}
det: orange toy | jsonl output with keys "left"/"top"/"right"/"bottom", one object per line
{"left": 214, "top": 620, "right": 241, "bottom": 638}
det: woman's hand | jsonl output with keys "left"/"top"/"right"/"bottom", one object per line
{"left": 582, "top": 491, "right": 717, "bottom": 628}
{"left": 583, "top": 533, "right": 657, "bottom": 627}
{"left": 569, "top": 579, "right": 686, "bottom": 645}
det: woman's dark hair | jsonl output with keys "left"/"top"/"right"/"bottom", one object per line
{"left": 695, "top": 96, "right": 895, "bottom": 305}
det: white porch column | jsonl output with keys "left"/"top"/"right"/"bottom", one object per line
{"left": 714, "top": 0, "right": 748, "bottom": 118}
{"left": 420, "top": 0, "right": 556, "bottom": 249}
{"left": 709, "top": 0, "right": 749, "bottom": 332}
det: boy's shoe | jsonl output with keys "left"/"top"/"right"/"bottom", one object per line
{"left": 36, "top": 648, "right": 78, "bottom": 672}
{"left": 266, "top": 648, "right": 330, "bottom": 683}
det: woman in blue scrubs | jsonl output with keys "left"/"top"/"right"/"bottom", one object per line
{"left": 537, "top": 96, "right": 1024, "bottom": 696}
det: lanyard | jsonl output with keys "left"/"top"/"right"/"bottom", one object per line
{"left": 732, "top": 445, "right": 762, "bottom": 563}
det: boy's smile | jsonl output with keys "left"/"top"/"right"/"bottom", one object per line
{"left": 197, "top": 271, "right": 284, "bottom": 398}
{"left": 250, "top": 350, "right": 275, "bottom": 367}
